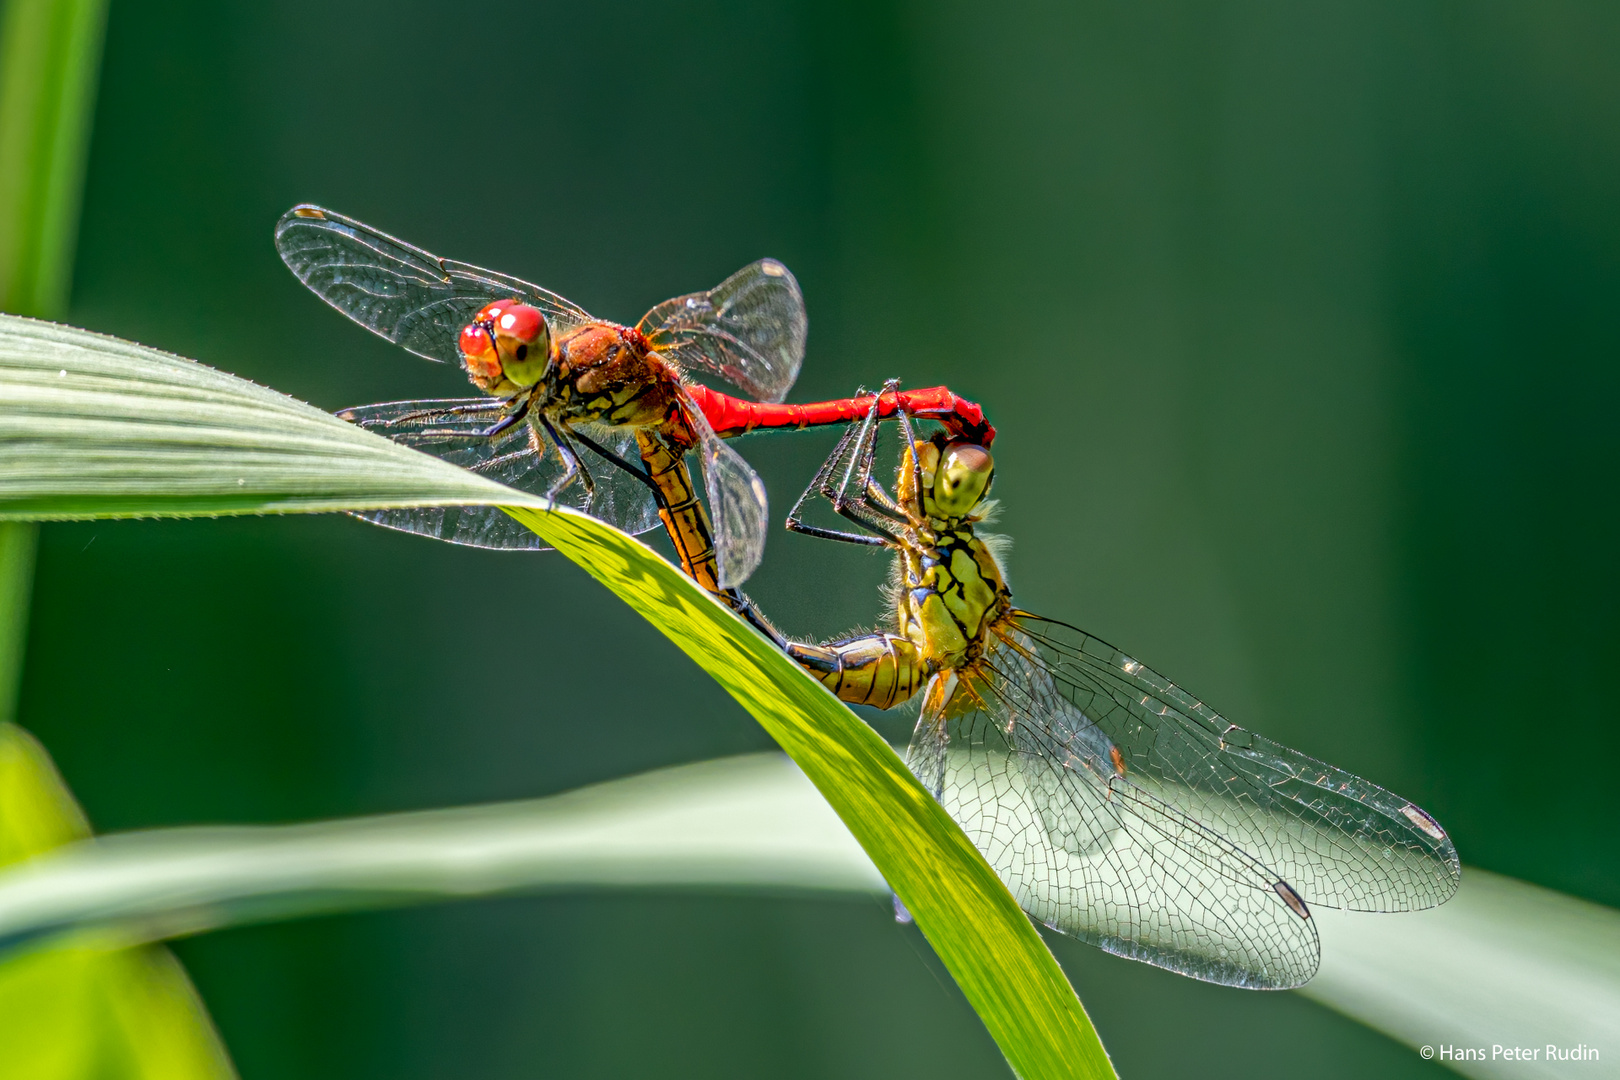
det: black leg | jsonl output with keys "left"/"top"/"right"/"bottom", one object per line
{"left": 828, "top": 383, "right": 911, "bottom": 539}
{"left": 892, "top": 395, "right": 926, "bottom": 520}
{"left": 412, "top": 396, "right": 529, "bottom": 441}
{"left": 538, "top": 414, "right": 595, "bottom": 499}
{"left": 388, "top": 400, "right": 505, "bottom": 426}
{"left": 569, "top": 428, "right": 659, "bottom": 495}
{"left": 786, "top": 414, "right": 902, "bottom": 545}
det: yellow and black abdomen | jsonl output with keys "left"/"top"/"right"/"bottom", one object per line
{"left": 634, "top": 429, "right": 722, "bottom": 595}
{"left": 787, "top": 634, "right": 927, "bottom": 710}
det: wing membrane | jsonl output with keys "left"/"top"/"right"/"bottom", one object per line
{"left": 922, "top": 630, "right": 1321, "bottom": 989}
{"left": 1003, "top": 614, "right": 1460, "bottom": 913}
{"left": 680, "top": 391, "right": 768, "bottom": 588}
{"left": 275, "top": 206, "right": 593, "bottom": 365}
{"left": 641, "top": 259, "right": 806, "bottom": 403}
{"left": 337, "top": 399, "right": 661, "bottom": 547}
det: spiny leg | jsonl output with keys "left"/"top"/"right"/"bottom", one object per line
{"left": 413, "top": 396, "right": 531, "bottom": 442}
{"left": 568, "top": 428, "right": 657, "bottom": 494}
{"left": 538, "top": 414, "right": 596, "bottom": 500}
{"left": 828, "top": 382, "right": 913, "bottom": 540}
{"left": 374, "top": 398, "right": 507, "bottom": 427}
{"left": 785, "top": 415, "right": 888, "bottom": 546}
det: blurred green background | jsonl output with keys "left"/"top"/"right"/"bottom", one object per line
{"left": 12, "top": 0, "right": 1617, "bottom": 1076}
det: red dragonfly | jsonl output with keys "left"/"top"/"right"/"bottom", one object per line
{"left": 274, "top": 206, "right": 991, "bottom": 625}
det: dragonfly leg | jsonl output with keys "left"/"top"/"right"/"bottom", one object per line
{"left": 787, "top": 633, "right": 927, "bottom": 710}
{"left": 827, "top": 384, "right": 913, "bottom": 540}
{"left": 891, "top": 394, "right": 928, "bottom": 523}
{"left": 538, "top": 415, "right": 596, "bottom": 499}
{"left": 350, "top": 398, "right": 507, "bottom": 428}
{"left": 472, "top": 408, "right": 529, "bottom": 440}
{"left": 568, "top": 428, "right": 658, "bottom": 494}
{"left": 785, "top": 420, "right": 888, "bottom": 547}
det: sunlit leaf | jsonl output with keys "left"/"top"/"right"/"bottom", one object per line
{"left": 0, "top": 724, "right": 236, "bottom": 1080}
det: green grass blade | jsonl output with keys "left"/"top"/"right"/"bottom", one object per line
{"left": 0, "top": 315, "right": 552, "bottom": 517}
{"left": 0, "top": 753, "right": 887, "bottom": 949}
{"left": 0, "top": 724, "right": 237, "bottom": 1080}
{"left": 0, "top": 0, "right": 107, "bottom": 319}
{"left": 0, "top": 314, "right": 1114, "bottom": 1079}
{"left": 502, "top": 505, "right": 1112, "bottom": 1078}
{"left": 1303, "top": 869, "right": 1620, "bottom": 1078}
{"left": 4, "top": 736, "right": 1615, "bottom": 1080}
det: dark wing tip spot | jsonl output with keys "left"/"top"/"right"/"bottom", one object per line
{"left": 292, "top": 205, "right": 326, "bottom": 219}
{"left": 1274, "top": 880, "right": 1311, "bottom": 920}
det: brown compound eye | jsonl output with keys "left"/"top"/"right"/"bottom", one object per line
{"left": 933, "top": 442, "right": 993, "bottom": 516}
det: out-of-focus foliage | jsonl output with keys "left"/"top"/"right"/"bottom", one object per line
{"left": 1, "top": 744, "right": 1617, "bottom": 1080}
{"left": 0, "top": 723, "right": 236, "bottom": 1079}
{"left": 0, "top": 0, "right": 105, "bottom": 317}
{"left": 0, "top": 753, "right": 885, "bottom": 949}
{"left": 1304, "top": 870, "right": 1620, "bottom": 1080}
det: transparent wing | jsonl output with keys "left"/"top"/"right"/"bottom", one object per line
{"left": 679, "top": 391, "right": 768, "bottom": 588}
{"left": 275, "top": 205, "right": 594, "bottom": 365}
{"left": 336, "top": 399, "right": 661, "bottom": 548}
{"left": 1004, "top": 614, "right": 1460, "bottom": 913}
{"left": 922, "top": 630, "right": 1321, "bottom": 989}
{"left": 641, "top": 259, "right": 806, "bottom": 403}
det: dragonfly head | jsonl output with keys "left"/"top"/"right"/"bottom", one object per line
{"left": 458, "top": 299, "right": 551, "bottom": 393}
{"left": 912, "top": 436, "right": 994, "bottom": 520}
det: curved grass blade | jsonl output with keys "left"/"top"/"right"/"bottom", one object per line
{"left": 0, "top": 753, "right": 885, "bottom": 952}
{"left": 0, "top": 724, "right": 236, "bottom": 1079}
{"left": 0, "top": 313, "right": 1115, "bottom": 1080}
{"left": 1302, "top": 869, "right": 1620, "bottom": 1079}
{"left": 0, "top": 740, "right": 1615, "bottom": 1080}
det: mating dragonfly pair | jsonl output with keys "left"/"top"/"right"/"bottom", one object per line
{"left": 276, "top": 206, "right": 1458, "bottom": 990}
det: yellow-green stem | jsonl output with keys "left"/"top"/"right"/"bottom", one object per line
{"left": 0, "top": 0, "right": 108, "bottom": 721}
{"left": 0, "top": 0, "right": 108, "bottom": 317}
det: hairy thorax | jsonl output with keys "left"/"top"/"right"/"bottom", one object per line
{"left": 896, "top": 523, "right": 1009, "bottom": 671}
{"left": 544, "top": 323, "right": 685, "bottom": 437}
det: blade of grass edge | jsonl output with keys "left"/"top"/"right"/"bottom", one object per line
{"left": 0, "top": 316, "right": 1114, "bottom": 1079}
{"left": 502, "top": 505, "right": 1113, "bottom": 1080}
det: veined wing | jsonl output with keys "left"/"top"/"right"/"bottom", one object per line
{"left": 275, "top": 205, "right": 594, "bottom": 365}
{"left": 913, "top": 634, "right": 1321, "bottom": 989}
{"left": 679, "top": 390, "right": 768, "bottom": 588}
{"left": 1003, "top": 614, "right": 1460, "bottom": 913}
{"left": 640, "top": 259, "right": 806, "bottom": 404}
{"left": 337, "top": 399, "right": 661, "bottom": 548}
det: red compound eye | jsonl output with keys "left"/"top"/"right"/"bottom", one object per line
{"left": 458, "top": 322, "right": 501, "bottom": 384}
{"left": 496, "top": 303, "right": 544, "bottom": 344}
{"left": 471, "top": 300, "right": 508, "bottom": 324}
{"left": 459, "top": 322, "right": 493, "bottom": 359}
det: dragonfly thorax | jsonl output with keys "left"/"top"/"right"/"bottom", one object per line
{"left": 541, "top": 323, "right": 688, "bottom": 438}
{"left": 895, "top": 521, "right": 1009, "bottom": 672}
